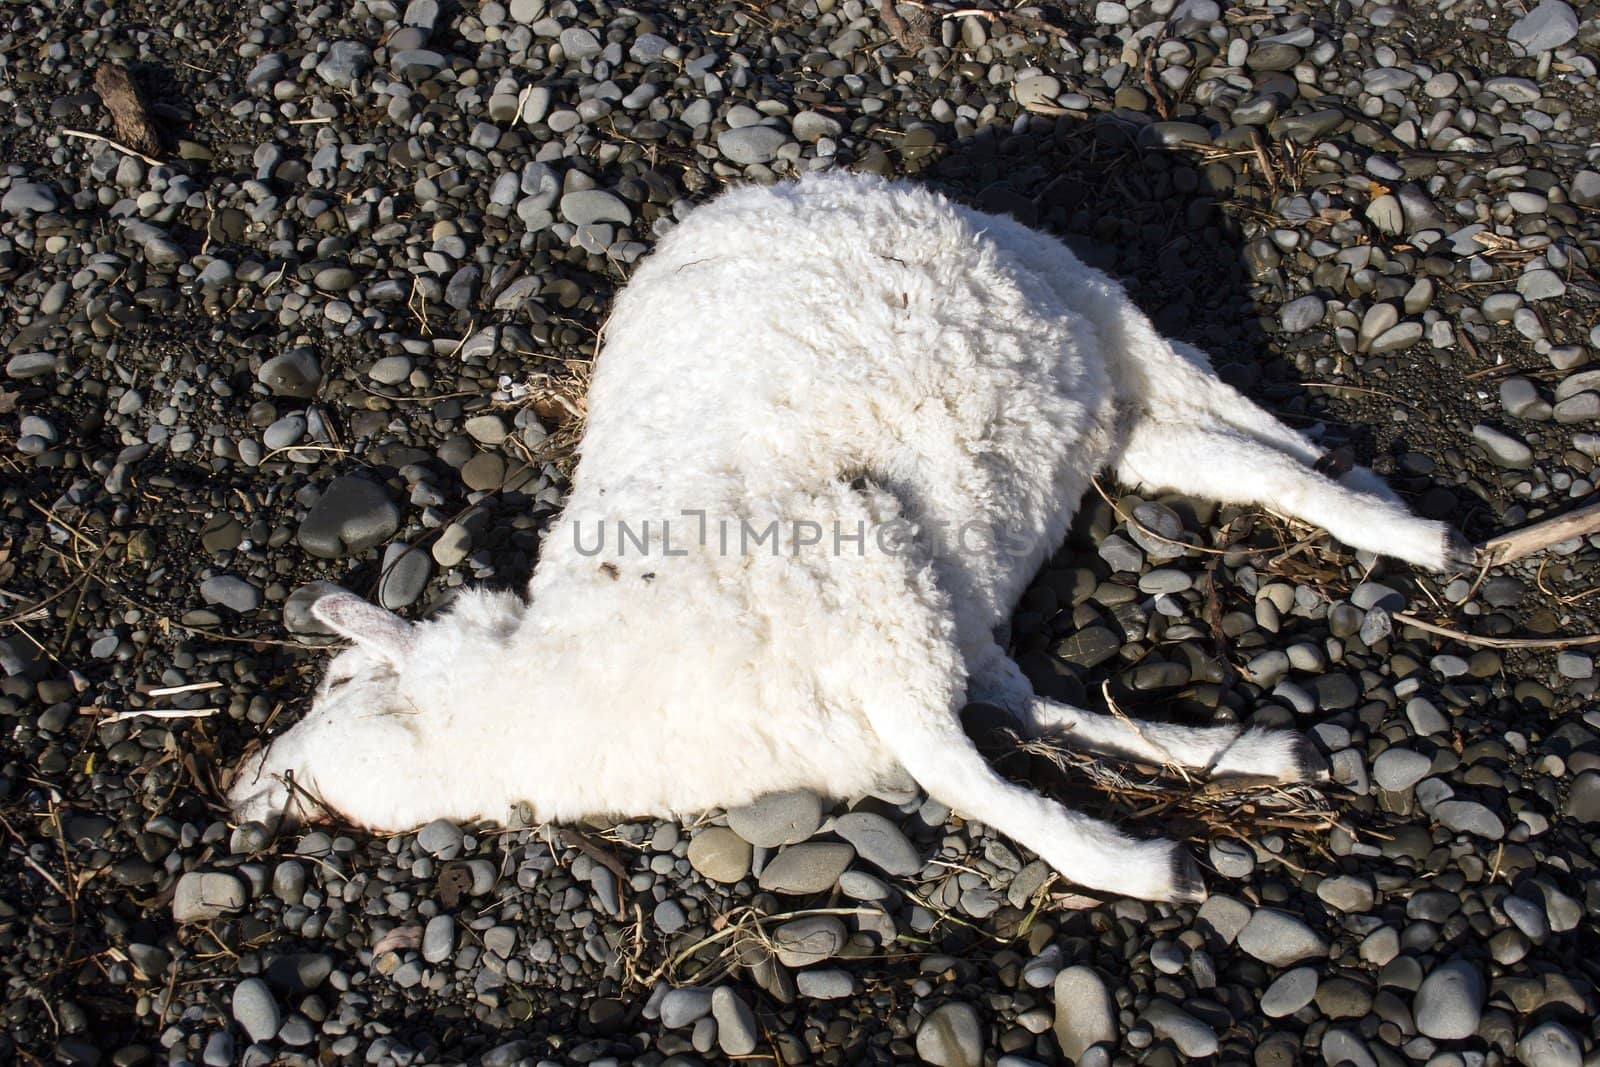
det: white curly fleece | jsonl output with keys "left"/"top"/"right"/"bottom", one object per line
{"left": 231, "top": 173, "right": 1463, "bottom": 902}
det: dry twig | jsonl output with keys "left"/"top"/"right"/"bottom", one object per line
{"left": 1392, "top": 612, "right": 1600, "bottom": 651}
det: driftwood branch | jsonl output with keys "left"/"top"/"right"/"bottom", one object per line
{"left": 93, "top": 62, "right": 163, "bottom": 160}
{"left": 1479, "top": 500, "right": 1600, "bottom": 566}
{"left": 1393, "top": 612, "right": 1600, "bottom": 650}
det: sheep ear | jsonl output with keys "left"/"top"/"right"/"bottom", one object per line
{"left": 311, "top": 592, "right": 415, "bottom": 665}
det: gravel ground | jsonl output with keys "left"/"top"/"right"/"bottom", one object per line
{"left": 3, "top": 0, "right": 1600, "bottom": 1064}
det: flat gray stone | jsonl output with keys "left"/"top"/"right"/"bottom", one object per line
{"left": 2, "top": 181, "right": 58, "bottom": 215}
{"left": 560, "top": 189, "right": 631, "bottom": 226}
{"left": 416, "top": 818, "right": 464, "bottom": 858}
{"left": 1261, "top": 966, "right": 1319, "bottom": 1017}
{"left": 559, "top": 26, "right": 602, "bottom": 60}
{"left": 1508, "top": 1, "right": 1578, "bottom": 54}
{"left": 916, "top": 1002, "right": 983, "bottom": 1067}
{"left": 717, "top": 125, "right": 789, "bottom": 165}
{"left": 791, "top": 110, "right": 843, "bottom": 142}
{"left": 1141, "top": 999, "right": 1217, "bottom": 1057}
{"left": 1472, "top": 424, "right": 1533, "bottom": 468}
{"left": 298, "top": 476, "right": 400, "bottom": 559}
{"left": 422, "top": 914, "right": 455, "bottom": 963}
{"left": 712, "top": 987, "right": 758, "bottom": 1055}
{"left": 173, "top": 872, "right": 247, "bottom": 922}
{"left": 316, "top": 41, "right": 372, "bottom": 88}
{"left": 687, "top": 827, "right": 751, "bottom": 883}
{"left": 6, "top": 351, "right": 60, "bottom": 379}
{"left": 659, "top": 987, "right": 713, "bottom": 1029}
{"left": 1518, "top": 268, "right": 1567, "bottom": 301}
{"left": 1434, "top": 799, "right": 1505, "bottom": 839}
{"left": 258, "top": 348, "right": 322, "bottom": 398}
{"left": 1572, "top": 170, "right": 1600, "bottom": 208}
{"left": 1515, "top": 1021, "right": 1582, "bottom": 1067}
{"left": 232, "top": 978, "right": 280, "bottom": 1043}
{"left": 1195, "top": 894, "right": 1251, "bottom": 944}
{"left": 1052, "top": 966, "right": 1115, "bottom": 1060}
{"left": 831, "top": 811, "right": 921, "bottom": 875}
{"left": 1236, "top": 908, "right": 1328, "bottom": 965}
{"left": 1486, "top": 76, "right": 1542, "bottom": 103}
{"left": 756, "top": 842, "right": 854, "bottom": 895}
{"left": 1372, "top": 748, "right": 1431, "bottom": 791}
{"left": 1413, "top": 959, "right": 1484, "bottom": 1040}
{"left": 1365, "top": 194, "right": 1403, "bottom": 236}
{"left": 727, "top": 790, "right": 822, "bottom": 847}
{"left": 200, "top": 575, "right": 261, "bottom": 613}
{"left": 795, "top": 968, "right": 855, "bottom": 999}
{"left": 772, "top": 915, "right": 847, "bottom": 967}
{"left": 378, "top": 542, "right": 432, "bottom": 610}
{"left": 1317, "top": 874, "right": 1376, "bottom": 913}
{"left": 1013, "top": 74, "right": 1061, "bottom": 110}
{"left": 1279, "top": 294, "right": 1325, "bottom": 333}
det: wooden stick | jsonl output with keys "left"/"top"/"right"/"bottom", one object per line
{"left": 60, "top": 129, "right": 164, "bottom": 167}
{"left": 97, "top": 707, "right": 220, "bottom": 725}
{"left": 1479, "top": 500, "right": 1600, "bottom": 566}
{"left": 1393, "top": 612, "right": 1600, "bottom": 650}
{"left": 142, "top": 680, "right": 223, "bottom": 697}
{"left": 92, "top": 62, "right": 163, "bottom": 159}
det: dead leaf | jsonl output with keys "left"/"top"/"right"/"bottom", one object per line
{"left": 371, "top": 923, "right": 422, "bottom": 957}
{"left": 436, "top": 863, "right": 473, "bottom": 908}
{"left": 1047, "top": 892, "right": 1103, "bottom": 911}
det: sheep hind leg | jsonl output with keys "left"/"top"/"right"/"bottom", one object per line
{"left": 857, "top": 596, "right": 1202, "bottom": 902}
{"left": 963, "top": 640, "right": 1324, "bottom": 784}
{"left": 1024, "top": 697, "right": 1327, "bottom": 783}
{"left": 1111, "top": 418, "right": 1472, "bottom": 573}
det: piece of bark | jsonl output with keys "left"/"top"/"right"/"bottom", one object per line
{"left": 877, "top": 0, "right": 933, "bottom": 52}
{"left": 1479, "top": 500, "right": 1600, "bottom": 566}
{"left": 93, "top": 62, "right": 162, "bottom": 159}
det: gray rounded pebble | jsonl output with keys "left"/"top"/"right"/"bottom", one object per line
{"left": 726, "top": 790, "right": 822, "bottom": 847}
{"left": 717, "top": 125, "right": 789, "bottom": 165}
{"left": 757, "top": 842, "right": 854, "bottom": 894}
{"left": 1515, "top": 1020, "right": 1582, "bottom": 1067}
{"left": 686, "top": 827, "right": 752, "bottom": 883}
{"left": 832, "top": 811, "right": 921, "bottom": 875}
{"left": 772, "top": 915, "right": 846, "bottom": 967}
{"left": 659, "top": 987, "right": 714, "bottom": 1029}
{"left": 1260, "top": 966, "right": 1318, "bottom": 1017}
{"left": 1236, "top": 908, "right": 1327, "bottom": 965}
{"left": 916, "top": 1001, "right": 984, "bottom": 1067}
{"left": 422, "top": 914, "right": 455, "bottom": 963}
{"left": 712, "top": 987, "right": 758, "bottom": 1055}
{"left": 173, "top": 872, "right": 247, "bottom": 922}
{"left": 231, "top": 978, "right": 280, "bottom": 1043}
{"left": 1052, "top": 966, "right": 1115, "bottom": 1060}
{"left": 416, "top": 818, "right": 464, "bottom": 859}
{"left": 1413, "top": 959, "right": 1484, "bottom": 1040}
{"left": 1279, "top": 295, "right": 1325, "bottom": 333}
{"left": 378, "top": 542, "right": 432, "bottom": 610}
{"left": 298, "top": 476, "right": 400, "bottom": 559}
{"left": 1372, "top": 748, "right": 1431, "bottom": 791}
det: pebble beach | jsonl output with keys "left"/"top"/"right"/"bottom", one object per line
{"left": 2, "top": 1, "right": 1599, "bottom": 1065}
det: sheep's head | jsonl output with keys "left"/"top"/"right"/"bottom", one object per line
{"left": 228, "top": 587, "right": 525, "bottom": 831}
